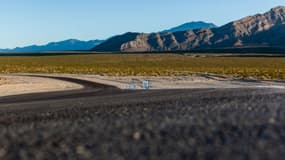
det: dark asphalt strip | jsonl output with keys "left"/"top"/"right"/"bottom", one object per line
{"left": 21, "top": 74, "right": 118, "bottom": 89}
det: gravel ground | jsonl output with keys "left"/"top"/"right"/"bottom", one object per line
{"left": 0, "top": 88, "right": 284, "bottom": 160}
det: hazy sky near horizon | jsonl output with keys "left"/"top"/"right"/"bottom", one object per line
{"left": 0, "top": 0, "right": 284, "bottom": 48}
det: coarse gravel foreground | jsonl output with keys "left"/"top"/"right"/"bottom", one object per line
{"left": 0, "top": 87, "right": 285, "bottom": 159}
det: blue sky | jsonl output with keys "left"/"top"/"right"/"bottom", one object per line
{"left": 0, "top": 0, "right": 284, "bottom": 48}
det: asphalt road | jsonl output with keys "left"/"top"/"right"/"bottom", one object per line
{"left": 0, "top": 75, "right": 285, "bottom": 160}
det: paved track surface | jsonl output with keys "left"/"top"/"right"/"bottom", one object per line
{"left": 0, "top": 75, "right": 285, "bottom": 160}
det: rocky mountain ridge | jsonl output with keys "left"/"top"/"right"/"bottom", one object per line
{"left": 94, "top": 6, "right": 285, "bottom": 52}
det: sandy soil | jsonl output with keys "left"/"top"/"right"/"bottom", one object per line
{"left": 0, "top": 77, "right": 8, "bottom": 85}
{"left": 52, "top": 74, "right": 285, "bottom": 90}
{"left": 0, "top": 75, "right": 82, "bottom": 97}
{"left": 0, "top": 73, "right": 284, "bottom": 97}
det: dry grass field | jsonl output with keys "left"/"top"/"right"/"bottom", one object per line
{"left": 0, "top": 54, "right": 285, "bottom": 79}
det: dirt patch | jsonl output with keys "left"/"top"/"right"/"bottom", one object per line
{"left": 0, "top": 75, "right": 83, "bottom": 97}
{"left": 0, "top": 77, "right": 9, "bottom": 85}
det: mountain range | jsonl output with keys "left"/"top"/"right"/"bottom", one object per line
{"left": 0, "top": 21, "right": 216, "bottom": 52}
{"left": 94, "top": 6, "right": 285, "bottom": 52}
{"left": 162, "top": 21, "right": 217, "bottom": 33}
{"left": 0, "top": 39, "right": 104, "bottom": 52}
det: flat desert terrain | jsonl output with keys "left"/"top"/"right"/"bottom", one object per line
{"left": 1, "top": 73, "right": 285, "bottom": 97}
{"left": 0, "top": 71, "right": 285, "bottom": 160}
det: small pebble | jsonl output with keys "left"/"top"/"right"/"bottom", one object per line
{"left": 133, "top": 131, "right": 141, "bottom": 141}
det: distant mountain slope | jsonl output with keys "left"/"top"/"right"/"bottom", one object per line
{"left": 0, "top": 39, "right": 104, "bottom": 52}
{"left": 93, "top": 6, "right": 285, "bottom": 52}
{"left": 162, "top": 21, "right": 217, "bottom": 33}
